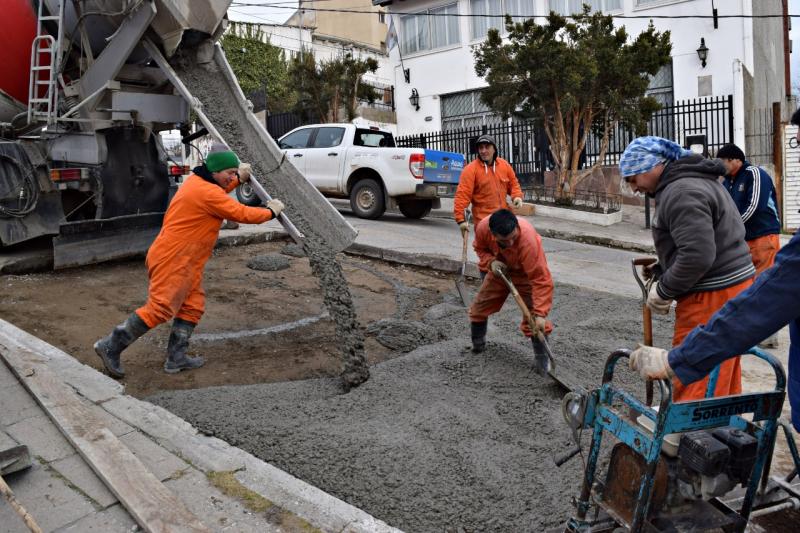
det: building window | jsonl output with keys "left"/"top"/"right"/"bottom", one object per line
{"left": 647, "top": 62, "right": 674, "bottom": 107}
{"left": 547, "top": 0, "right": 621, "bottom": 15}
{"left": 470, "top": 0, "right": 533, "bottom": 40}
{"left": 400, "top": 4, "right": 460, "bottom": 55}
{"left": 441, "top": 90, "right": 502, "bottom": 130}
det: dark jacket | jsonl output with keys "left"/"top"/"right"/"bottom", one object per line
{"left": 668, "top": 231, "right": 800, "bottom": 431}
{"left": 653, "top": 155, "right": 755, "bottom": 300}
{"left": 723, "top": 161, "right": 781, "bottom": 241}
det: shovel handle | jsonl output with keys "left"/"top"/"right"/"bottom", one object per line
{"left": 632, "top": 257, "right": 658, "bottom": 406}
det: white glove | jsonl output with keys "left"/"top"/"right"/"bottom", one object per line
{"left": 512, "top": 197, "right": 523, "bottom": 209}
{"left": 459, "top": 221, "right": 469, "bottom": 236}
{"left": 490, "top": 260, "right": 507, "bottom": 277}
{"left": 267, "top": 199, "right": 284, "bottom": 217}
{"left": 238, "top": 163, "right": 252, "bottom": 183}
{"left": 647, "top": 283, "right": 672, "bottom": 315}
{"left": 629, "top": 344, "right": 674, "bottom": 380}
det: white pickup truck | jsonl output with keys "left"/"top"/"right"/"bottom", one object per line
{"left": 236, "top": 123, "right": 464, "bottom": 220}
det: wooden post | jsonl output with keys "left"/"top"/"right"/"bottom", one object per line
{"left": 773, "top": 101, "right": 784, "bottom": 230}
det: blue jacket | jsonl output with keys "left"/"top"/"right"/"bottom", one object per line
{"left": 723, "top": 161, "right": 780, "bottom": 241}
{"left": 668, "top": 232, "right": 799, "bottom": 430}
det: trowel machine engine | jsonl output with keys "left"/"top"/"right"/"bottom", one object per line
{"left": 558, "top": 348, "right": 800, "bottom": 532}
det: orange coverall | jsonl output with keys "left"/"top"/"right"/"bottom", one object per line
{"left": 748, "top": 233, "right": 781, "bottom": 275}
{"left": 469, "top": 216, "right": 554, "bottom": 336}
{"left": 135, "top": 173, "right": 273, "bottom": 328}
{"left": 671, "top": 278, "right": 752, "bottom": 401}
{"left": 454, "top": 157, "right": 523, "bottom": 225}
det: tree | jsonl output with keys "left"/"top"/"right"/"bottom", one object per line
{"left": 474, "top": 7, "right": 672, "bottom": 197}
{"left": 221, "top": 22, "right": 294, "bottom": 114}
{"left": 288, "top": 51, "right": 379, "bottom": 123}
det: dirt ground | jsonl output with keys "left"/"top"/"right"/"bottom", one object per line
{"left": 0, "top": 240, "right": 453, "bottom": 398}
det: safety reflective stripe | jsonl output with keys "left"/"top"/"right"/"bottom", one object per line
{"left": 741, "top": 167, "right": 761, "bottom": 223}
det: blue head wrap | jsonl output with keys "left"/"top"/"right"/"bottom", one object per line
{"left": 619, "top": 136, "right": 693, "bottom": 178}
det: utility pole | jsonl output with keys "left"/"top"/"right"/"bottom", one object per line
{"left": 299, "top": 0, "right": 303, "bottom": 62}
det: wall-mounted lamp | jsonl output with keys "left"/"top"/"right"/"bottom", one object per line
{"left": 696, "top": 38, "right": 709, "bottom": 68}
{"left": 409, "top": 88, "right": 420, "bottom": 111}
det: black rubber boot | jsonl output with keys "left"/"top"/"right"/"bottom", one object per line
{"left": 531, "top": 336, "right": 550, "bottom": 376}
{"left": 93, "top": 313, "right": 150, "bottom": 378}
{"left": 164, "top": 318, "right": 205, "bottom": 374}
{"left": 471, "top": 321, "right": 487, "bottom": 353}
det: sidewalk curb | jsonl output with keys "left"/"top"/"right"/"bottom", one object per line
{"left": 535, "top": 228, "right": 656, "bottom": 254}
{"left": 345, "top": 242, "right": 481, "bottom": 279}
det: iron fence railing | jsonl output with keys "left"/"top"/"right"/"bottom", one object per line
{"left": 397, "top": 95, "right": 734, "bottom": 187}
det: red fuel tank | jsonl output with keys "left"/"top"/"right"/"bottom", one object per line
{"left": 0, "top": 1, "right": 37, "bottom": 105}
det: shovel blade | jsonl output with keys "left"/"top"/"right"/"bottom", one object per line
{"left": 455, "top": 278, "right": 472, "bottom": 307}
{"left": 0, "top": 445, "right": 32, "bottom": 476}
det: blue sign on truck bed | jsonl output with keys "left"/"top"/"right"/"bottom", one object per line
{"left": 422, "top": 149, "right": 464, "bottom": 197}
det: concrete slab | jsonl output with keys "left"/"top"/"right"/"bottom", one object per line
{"left": 119, "top": 430, "right": 189, "bottom": 482}
{"left": 58, "top": 503, "right": 138, "bottom": 532}
{"left": 5, "top": 414, "right": 75, "bottom": 462}
{"left": 163, "top": 467, "right": 283, "bottom": 532}
{"left": 50, "top": 452, "right": 119, "bottom": 508}
{"left": 101, "top": 395, "right": 246, "bottom": 473}
{"left": 0, "top": 377, "right": 41, "bottom": 426}
{"left": 0, "top": 462, "right": 94, "bottom": 532}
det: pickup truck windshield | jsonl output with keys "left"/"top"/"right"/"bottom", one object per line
{"left": 354, "top": 128, "right": 395, "bottom": 148}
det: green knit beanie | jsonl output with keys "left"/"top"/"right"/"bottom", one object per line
{"left": 205, "top": 150, "right": 240, "bottom": 172}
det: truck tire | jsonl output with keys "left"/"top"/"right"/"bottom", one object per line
{"left": 399, "top": 199, "right": 433, "bottom": 219}
{"left": 349, "top": 179, "right": 385, "bottom": 219}
{"left": 236, "top": 182, "right": 262, "bottom": 206}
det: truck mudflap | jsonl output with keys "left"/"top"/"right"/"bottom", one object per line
{"left": 53, "top": 213, "right": 163, "bottom": 270}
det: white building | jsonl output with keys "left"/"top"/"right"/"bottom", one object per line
{"left": 375, "top": 0, "right": 791, "bottom": 149}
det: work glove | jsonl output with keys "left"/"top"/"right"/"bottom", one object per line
{"left": 490, "top": 260, "right": 507, "bottom": 277}
{"left": 267, "top": 199, "right": 284, "bottom": 217}
{"left": 459, "top": 221, "right": 469, "bottom": 236}
{"left": 642, "top": 260, "right": 662, "bottom": 281}
{"left": 629, "top": 344, "right": 674, "bottom": 380}
{"left": 647, "top": 283, "right": 672, "bottom": 315}
{"left": 512, "top": 197, "right": 523, "bottom": 209}
{"left": 238, "top": 163, "right": 252, "bottom": 183}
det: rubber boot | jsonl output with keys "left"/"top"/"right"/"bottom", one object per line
{"left": 532, "top": 336, "right": 551, "bottom": 376}
{"left": 164, "top": 318, "right": 205, "bottom": 374}
{"left": 471, "top": 321, "right": 487, "bottom": 353}
{"left": 93, "top": 313, "right": 150, "bottom": 378}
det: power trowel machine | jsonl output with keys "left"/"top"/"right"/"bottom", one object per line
{"left": 557, "top": 348, "right": 800, "bottom": 532}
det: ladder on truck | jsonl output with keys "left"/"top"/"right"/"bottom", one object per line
{"left": 27, "top": 0, "right": 65, "bottom": 125}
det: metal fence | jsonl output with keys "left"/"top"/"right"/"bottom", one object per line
{"left": 744, "top": 106, "right": 774, "bottom": 167}
{"left": 397, "top": 95, "right": 734, "bottom": 186}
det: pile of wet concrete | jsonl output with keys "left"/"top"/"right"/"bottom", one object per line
{"left": 149, "top": 283, "right": 674, "bottom": 532}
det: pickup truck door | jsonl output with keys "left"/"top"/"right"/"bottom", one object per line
{"left": 277, "top": 127, "right": 313, "bottom": 177}
{"left": 303, "top": 126, "right": 347, "bottom": 194}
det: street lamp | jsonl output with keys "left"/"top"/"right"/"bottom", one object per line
{"left": 409, "top": 88, "right": 420, "bottom": 111}
{"left": 696, "top": 38, "right": 709, "bottom": 68}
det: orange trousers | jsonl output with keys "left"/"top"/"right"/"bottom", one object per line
{"left": 671, "top": 278, "right": 753, "bottom": 401}
{"left": 748, "top": 233, "right": 780, "bottom": 275}
{"left": 469, "top": 272, "right": 553, "bottom": 337}
{"left": 135, "top": 241, "right": 209, "bottom": 328}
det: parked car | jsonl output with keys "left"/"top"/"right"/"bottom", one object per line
{"left": 236, "top": 124, "right": 464, "bottom": 219}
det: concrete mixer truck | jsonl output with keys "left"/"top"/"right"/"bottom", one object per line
{"left": 0, "top": 1, "right": 235, "bottom": 268}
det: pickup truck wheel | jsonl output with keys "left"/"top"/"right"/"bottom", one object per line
{"left": 235, "top": 182, "right": 263, "bottom": 206}
{"left": 398, "top": 200, "right": 433, "bottom": 219}
{"left": 349, "top": 179, "right": 385, "bottom": 219}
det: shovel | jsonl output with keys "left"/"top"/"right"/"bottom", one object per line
{"left": 632, "top": 257, "right": 658, "bottom": 406}
{"left": 455, "top": 209, "right": 472, "bottom": 307}
{"left": 494, "top": 269, "right": 569, "bottom": 387}
{"left": 0, "top": 444, "right": 40, "bottom": 532}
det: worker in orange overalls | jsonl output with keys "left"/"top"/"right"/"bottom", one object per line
{"left": 94, "top": 147, "right": 283, "bottom": 377}
{"left": 717, "top": 143, "right": 782, "bottom": 348}
{"left": 620, "top": 137, "right": 755, "bottom": 402}
{"left": 470, "top": 209, "right": 554, "bottom": 374}
{"left": 454, "top": 134, "right": 523, "bottom": 237}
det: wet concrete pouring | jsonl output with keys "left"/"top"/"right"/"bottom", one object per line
{"left": 0, "top": 239, "right": 681, "bottom": 532}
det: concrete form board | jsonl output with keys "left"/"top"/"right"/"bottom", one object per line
{"left": 118, "top": 430, "right": 190, "bottom": 482}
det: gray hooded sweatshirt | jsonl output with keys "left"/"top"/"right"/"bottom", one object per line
{"left": 653, "top": 154, "right": 755, "bottom": 300}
